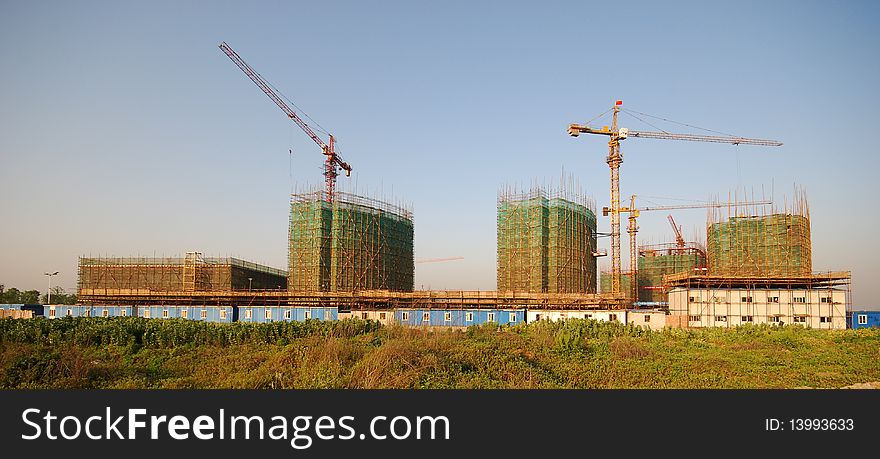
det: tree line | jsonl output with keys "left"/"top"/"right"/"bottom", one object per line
{"left": 0, "top": 284, "right": 77, "bottom": 305}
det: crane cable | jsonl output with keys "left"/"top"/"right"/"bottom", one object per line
{"left": 621, "top": 108, "right": 738, "bottom": 137}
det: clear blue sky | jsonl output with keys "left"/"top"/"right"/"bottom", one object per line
{"left": 1, "top": 1, "right": 878, "bottom": 308}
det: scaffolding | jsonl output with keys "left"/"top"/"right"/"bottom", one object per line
{"left": 78, "top": 254, "right": 288, "bottom": 293}
{"left": 637, "top": 243, "right": 707, "bottom": 303}
{"left": 707, "top": 192, "right": 811, "bottom": 277}
{"left": 498, "top": 185, "right": 597, "bottom": 293}
{"left": 289, "top": 190, "right": 414, "bottom": 292}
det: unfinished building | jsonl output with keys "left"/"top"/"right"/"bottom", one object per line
{"left": 637, "top": 243, "right": 707, "bottom": 303}
{"left": 77, "top": 252, "right": 288, "bottom": 294}
{"left": 707, "top": 208, "right": 811, "bottom": 277}
{"left": 666, "top": 195, "right": 851, "bottom": 329}
{"left": 288, "top": 190, "right": 414, "bottom": 292}
{"left": 497, "top": 185, "right": 597, "bottom": 293}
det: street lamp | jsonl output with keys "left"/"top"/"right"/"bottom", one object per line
{"left": 248, "top": 277, "right": 253, "bottom": 291}
{"left": 44, "top": 271, "right": 59, "bottom": 304}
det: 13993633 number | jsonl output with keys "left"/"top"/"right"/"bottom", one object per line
{"left": 790, "top": 419, "right": 854, "bottom": 431}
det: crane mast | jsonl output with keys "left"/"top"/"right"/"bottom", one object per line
{"left": 617, "top": 196, "right": 773, "bottom": 302}
{"left": 568, "top": 100, "right": 782, "bottom": 298}
{"left": 219, "top": 42, "right": 351, "bottom": 202}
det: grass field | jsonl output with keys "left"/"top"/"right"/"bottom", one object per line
{"left": 1, "top": 317, "right": 878, "bottom": 389}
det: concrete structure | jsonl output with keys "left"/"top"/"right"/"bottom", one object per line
{"left": 850, "top": 310, "right": 880, "bottom": 329}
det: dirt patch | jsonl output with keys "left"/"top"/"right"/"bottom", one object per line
{"left": 841, "top": 381, "right": 880, "bottom": 389}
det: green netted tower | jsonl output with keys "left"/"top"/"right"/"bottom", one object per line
{"left": 637, "top": 244, "right": 707, "bottom": 303}
{"left": 707, "top": 213, "right": 811, "bottom": 277}
{"left": 289, "top": 191, "right": 414, "bottom": 292}
{"left": 497, "top": 185, "right": 597, "bottom": 293}
{"left": 600, "top": 271, "right": 633, "bottom": 297}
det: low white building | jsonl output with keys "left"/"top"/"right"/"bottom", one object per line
{"left": 626, "top": 309, "right": 668, "bottom": 331}
{"left": 666, "top": 272, "right": 851, "bottom": 330}
{"left": 527, "top": 309, "right": 626, "bottom": 324}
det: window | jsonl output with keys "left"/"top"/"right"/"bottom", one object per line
{"left": 509, "top": 312, "right": 516, "bottom": 323}
{"left": 769, "top": 316, "right": 780, "bottom": 323}
{"left": 858, "top": 315, "right": 868, "bottom": 325}
{"left": 487, "top": 312, "right": 496, "bottom": 322}
{"left": 644, "top": 315, "right": 651, "bottom": 323}
{"left": 820, "top": 316, "right": 831, "bottom": 323}
{"left": 820, "top": 297, "right": 831, "bottom": 303}
{"left": 769, "top": 296, "right": 779, "bottom": 303}
{"left": 120, "top": 309, "right": 127, "bottom": 317}
{"left": 741, "top": 296, "right": 753, "bottom": 303}
{"left": 793, "top": 297, "right": 806, "bottom": 304}
{"left": 207, "top": 310, "right": 213, "bottom": 320}
{"left": 285, "top": 310, "right": 291, "bottom": 320}
{"left": 466, "top": 312, "right": 474, "bottom": 322}
{"left": 584, "top": 314, "right": 591, "bottom": 319}
{"left": 245, "top": 309, "right": 252, "bottom": 319}
{"left": 689, "top": 296, "right": 696, "bottom": 303}
{"left": 49, "top": 309, "right": 56, "bottom": 318}
{"left": 361, "top": 312, "right": 368, "bottom": 320}
{"left": 379, "top": 312, "right": 386, "bottom": 320}
{"left": 161, "top": 309, "right": 168, "bottom": 318}
{"left": 401, "top": 312, "right": 409, "bottom": 321}
{"left": 181, "top": 309, "right": 188, "bottom": 319}
{"left": 423, "top": 312, "right": 430, "bottom": 322}
{"left": 265, "top": 309, "right": 272, "bottom": 320}
{"left": 304, "top": 310, "right": 311, "bottom": 320}
{"left": 609, "top": 314, "right": 617, "bottom": 322}
{"left": 714, "top": 315, "right": 727, "bottom": 322}
{"left": 66, "top": 309, "right": 72, "bottom": 317}
{"left": 102, "top": 309, "right": 109, "bottom": 318}
{"left": 794, "top": 316, "right": 807, "bottom": 323}
{"left": 143, "top": 309, "right": 150, "bottom": 318}
{"left": 688, "top": 315, "right": 700, "bottom": 322}
{"left": 324, "top": 310, "right": 332, "bottom": 320}
{"left": 444, "top": 312, "right": 452, "bottom": 322}
{"left": 741, "top": 316, "right": 754, "bottom": 322}
{"left": 83, "top": 309, "right": 91, "bottom": 317}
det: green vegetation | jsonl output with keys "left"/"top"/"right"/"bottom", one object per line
{"left": 0, "top": 284, "right": 76, "bottom": 305}
{"left": 1, "top": 317, "right": 878, "bottom": 389}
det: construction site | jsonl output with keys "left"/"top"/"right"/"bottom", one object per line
{"left": 67, "top": 44, "right": 852, "bottom": 330}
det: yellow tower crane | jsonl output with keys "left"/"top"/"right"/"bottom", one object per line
{"left": 568, "top": 101, "right": 782, "bottom": 296}
{"left": 612, "top": 196, "right": 773, "bottom": 302}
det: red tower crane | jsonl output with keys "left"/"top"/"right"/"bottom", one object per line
{"left": 219, "top": 42, "right": 351, "bottom": 202}
{"left": 667, "top": 215, "right": 685, "bottom": 249}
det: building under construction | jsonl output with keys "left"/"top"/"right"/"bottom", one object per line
{"left": 78, "top": 252, "right": 288, "bottom": 293}
{"left": 288, "top": 190, "right": 414, "bottom": 292}
{"left": 666, "top": 196, "right": 850, "bottom": 329}
{"left": 637, "top": 243, "right": 707, "bottom": 303}
{"left": 497, "top": 185, "right": 597, "bottom": 293}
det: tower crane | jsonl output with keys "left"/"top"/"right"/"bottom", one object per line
{"left": 609, "top": 196, "right": 773, "bottom": 302}
{"left": 568, "top": 100, "right": 782, "bottom": 296}
{"left": 667, "top": 215, "right": 685, "bottom": 249}
{"left": 219, "top": 42, "right": 351, "bottom": 202}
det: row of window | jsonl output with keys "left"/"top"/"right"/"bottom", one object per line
{"left": 533, "top": 313, "right": 619, "bottom": 322}
{"left": 400, "top": 311, "right": 518, "bottom": 323}
{"left": 688, "top": 315, "right": 833, "bottom": 323}
{"left": 688, "top": 296, "right": 828, "bottom": 304}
